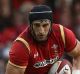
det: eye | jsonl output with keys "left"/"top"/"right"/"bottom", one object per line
{"left": 43, "top": 23, "right": 49, "bottom": 27}
{"left": 33, "top": 23, "right": 40, "bottom": 27}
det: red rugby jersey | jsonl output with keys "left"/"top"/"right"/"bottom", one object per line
{"left": 9, "top": 24, "right": 77, "bottom": 74}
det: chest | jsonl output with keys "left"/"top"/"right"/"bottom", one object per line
{"left": 29, "top": 36, "right": 64, "bottom": 68}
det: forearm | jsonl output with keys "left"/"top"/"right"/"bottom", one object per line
{"left": 5, "top": 62, "right": 26, "bottom": 74}
{"left": 73, "top": 56, "right": 80, "bottom": 70}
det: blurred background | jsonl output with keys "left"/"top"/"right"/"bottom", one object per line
{"left": 0, "top": 0, "right": 80, "bottom": 74}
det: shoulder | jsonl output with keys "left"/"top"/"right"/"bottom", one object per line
{"left": 51, "top": 23, "right": 63, "bottom": 36}
{"left": 10, "top": 41, "right": 29, "bottom": 56}
{"left": 10, "top": 26, "right": 31, "bottom": 57}
{"left": 52, "top": 23, "right": 64, "bottom": 34}
{"left": 52, "top": 23, "right": 75, "bottom": 36}
{"left": 52, "top": 23, "right": 60, "bottom": 30}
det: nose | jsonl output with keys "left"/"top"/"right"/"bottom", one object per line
{"left": 38, "top": 26, "right": 44, "bottom": 34}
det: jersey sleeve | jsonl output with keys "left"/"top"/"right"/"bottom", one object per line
{"left": 64, "top": 27, "right": 77, "bottom": 52}
{"left": 9, "top": 41, "right": 29, "bottom": 68}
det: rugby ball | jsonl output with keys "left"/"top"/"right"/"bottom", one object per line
{"left": 48, "top": 59, "right": 72, "bottom": 74}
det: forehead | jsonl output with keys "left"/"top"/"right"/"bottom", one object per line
{"left": 32, "top": 19, "right": 51, "bottom": 24}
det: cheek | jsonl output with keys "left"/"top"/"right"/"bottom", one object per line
{"left": 33, "top": 28, "right": 39, "bottom": 35}
{"left": 45, "top": 27, "right": 50, "bottom": 33}
{"left": 32, "top": 26, "right": 38, "bottom": 32}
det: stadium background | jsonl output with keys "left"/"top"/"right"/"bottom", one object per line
{"left": 0, "top": 0, "right": 80, "bottom": 74}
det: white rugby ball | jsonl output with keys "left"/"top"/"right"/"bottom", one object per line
{"left": 48, "top": 59, "right": 72, "bottom": 74}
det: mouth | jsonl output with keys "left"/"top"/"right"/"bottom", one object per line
{"left": 34, "top": 34, "right": 48, "bottom": 41}
{"left": 38, "top": 34, "right": 45, "bottom": 38}
{"left": 37, "top": 34, "right": 47, "bottom": 40}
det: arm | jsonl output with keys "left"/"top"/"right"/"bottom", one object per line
{"left": 68, "top": 40, "right": 80, "bottom": 57}
{"left": 5, "top": 41, "right": 29, "bottom": 74}
{"left": 68, "top": 40, "right": 80, "bottom": 69}
{"left": 5, "top": 62, "right": 26, "bottom": 74}
{"left": 63, "top": 27, "right": 80, "bottom": 69}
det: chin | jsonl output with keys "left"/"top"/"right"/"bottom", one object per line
{"left": 36, "top": 38, "right": 47, "bottom": 42}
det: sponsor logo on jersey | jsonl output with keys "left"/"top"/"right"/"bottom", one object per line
{"left": 33, "top": 56, "right": 59, "bottom": 68}
{"left": 34, "top": 52, "right": 39, "bottom": 58}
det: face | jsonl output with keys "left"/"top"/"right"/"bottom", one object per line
{"left": 32, "top": 19, "right": 51, "bottom": 41}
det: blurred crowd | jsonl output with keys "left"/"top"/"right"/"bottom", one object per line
{"left": 0, "top": 0, "right": 80, "bottom": 74}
